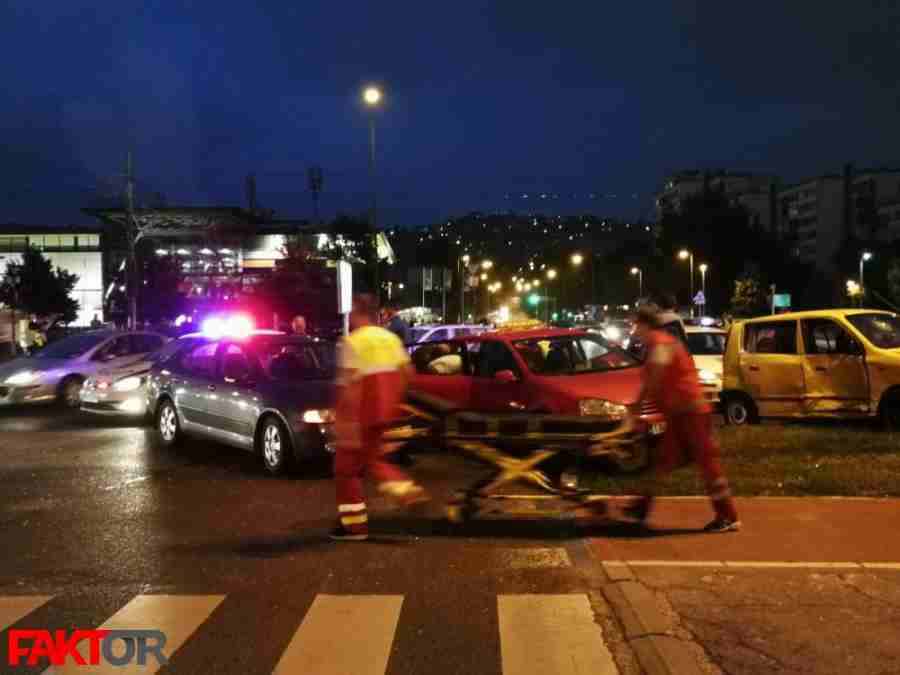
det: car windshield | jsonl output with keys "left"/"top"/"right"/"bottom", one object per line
{"left": 687, "top": 332, "right": 726, "bottom": 355}
{"left": 256, "top": 338, "right": 336, "bottom": 380}
{"left": 409, "top": 327, "right": 431, "bottom": 342}
{"left": 512, "top": 335, "right": 639, "bottom": 375}
{"left": 36, "top": 332, "right": 112, "bottom": 359}
{"left": 847, "top": 313, "right": 900, "bottom": 349}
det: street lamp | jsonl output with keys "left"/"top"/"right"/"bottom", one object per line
{"left": 458, "top": 254, "right": 471, "bottom": 323}
{"left": 570, "top": 253, "right": 584, "bottom": 267}
{"left": 480, "top": 273, "right": 488, "bottom": 282}
{"left": 699, "top": 263, "right": 708, "bottom": 315}
{"left": 546, "top": 268, "right": 557, "bottom": 280}
{"left": 860, "top": 252, "right": 873, "bottom": 306}
{"left": 630, "top": 267, "right": 643, "bottom": 299}
{"left": 482, "top": 260, "right": 494, "bottom": 270}
{"left": 533, "top": 279, "right": 541, "bottom": 288}
{"left": 678, "top": 249, "right": 695, "bottom": 317}
{"left": 362, "top": 85, "right": 383, "bottom": 300}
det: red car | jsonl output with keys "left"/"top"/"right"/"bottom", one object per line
{"left": 408, "top": 328, "right": 665, "bottom": 449}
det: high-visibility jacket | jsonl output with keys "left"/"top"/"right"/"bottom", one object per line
{"left": 644, "top": 328, "right": 709, "bottom": 416}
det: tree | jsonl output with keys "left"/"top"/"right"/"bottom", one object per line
{"left": 0, "top": 246, "right": 79, "bottom": 324}
{"left": 730, "top": 274, "right": 768, "bottom": 318}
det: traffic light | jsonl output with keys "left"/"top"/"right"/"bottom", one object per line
{"left": 528, "top": 293, "right": 540, "bottom": 306}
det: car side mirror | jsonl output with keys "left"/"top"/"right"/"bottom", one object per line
{"left": 494, "top": 369, "right": 518, "bottom": 383}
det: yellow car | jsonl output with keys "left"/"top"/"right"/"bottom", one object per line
{"left": 722, "top": 309, "right": 900, "bottom": 427}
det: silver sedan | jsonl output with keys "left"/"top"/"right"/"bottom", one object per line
{"left": 147, "top": 332, "right": 336, "bottom": 475}
{"left": 0, "top": 330, "right": 169, "bottom": 408}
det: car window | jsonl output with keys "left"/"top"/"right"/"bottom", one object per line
{"left": 687, "top": 332, "right": 726, "bottom": 355}
{"left": 744, "top": 322, "right": 797, "bottom": 355}
{"left": 147, "top": 339, "right": 182, "bottom": 365}
{"left": 475, "top": 341, "right": 520, "bottom": 378}
{"left": 802, "top": 320, "right": 860, "bottom": 355}
{"left": 410, "top": 341, "right": 465, "bottom": 376}
{"left": 179, "top": 342, "right": 219, "bottom": 378}
{"left": 133, "top": 334, "right": 165, "bottom": 354}
{"left": 428, "top": 328, "right": 450, "bottom": 341}
{"left": 94, "top": 335, "right": 132, "bottom": 361}
{"left": 219, "top": 343, "right": 255, "bottom": 382}
{"left": 256, "top": 338, "right": 335, "bottom": 380}
{"left": 38, "top": 332, "right": 112, "bottom": 359}
{"left": 847, "top": 313, "right": 900, "bottom": 349}
{"left": 513, "top": 335, "right": 638, "bottom": 375}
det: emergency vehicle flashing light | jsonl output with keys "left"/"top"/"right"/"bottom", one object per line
{"left": 201, "top": 314, "right": 254, "bottom": 339}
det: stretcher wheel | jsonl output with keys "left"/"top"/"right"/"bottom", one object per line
{"left": 445, "top": 500, "right": 475, "bottom": 523}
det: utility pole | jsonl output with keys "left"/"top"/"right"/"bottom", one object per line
{"left": 308, "top": 166, "right": 323, "bottom": 226}
{"left": 124, "top": 151, "right": 138, "bottom": 330}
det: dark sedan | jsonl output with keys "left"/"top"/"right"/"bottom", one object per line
{"left": 146, "top": 331, "right": 336, "bottom": 475}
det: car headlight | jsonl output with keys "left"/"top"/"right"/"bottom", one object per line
{"left": 603, "top": 326, "right": 622, "bottom": 342}
{"left": 578, "top": 399, "right": 628, "bottom": 420}
{"left": 5, "top": 370, "right": 39, "bottom": 386}
{"left": 698, "top": 369, "right": 720, "bottom": 385}
{"left": 302, "top": 408, "right": 335, "bottom": 424}
{"left": 112, "top": 376, "right": 144, "bottom": 392}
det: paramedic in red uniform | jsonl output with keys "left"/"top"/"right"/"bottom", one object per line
{"left": 626, "top": 305, "right": 741, "bottom": 533}
{"left": 331, "top": 294, "right": 429, "bottom": 541}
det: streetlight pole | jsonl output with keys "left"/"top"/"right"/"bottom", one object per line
{"left": 363, "top": 85, "right": 382, "bottom": 303}
{"left": 630, "top": 267, "right": 643, "bottom": 302}
{"left": 699, "top": 263, "right": 708, "bottom": 316}
{"left": 860, "top": 252, "right": 872, "bottom": 307}
{"left": 458, "top": 254, "right": 470, "bottom": 323}
{"left": 678, "top": 249, "right": 694, "bottom": 317}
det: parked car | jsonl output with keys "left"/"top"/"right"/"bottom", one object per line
{"left": 80, "top": 336, "right": 185, "bottom": 418}
{"left": 408, "top": 324, "right": 486, "bottom": 345}
{"left": 685, "top": 325, "right": 727, "bottom": 409}
{"left": 0, "top": 330, "right": 169, "bottom": 408}
{"left": 721, "top": 309, "right": 900, "bottom": 427}
{"left": 408, "top": 328, "right": 665, "bottom": 471}
{"left": 146, "top": 330, "right": 336, "bottom": 475}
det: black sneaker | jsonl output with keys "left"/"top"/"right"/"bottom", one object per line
{"left": 704, "top": 518, "right": 741, "bottom": 533}
{"left": 329, "top": 524, "right": 368, "bottom": 541}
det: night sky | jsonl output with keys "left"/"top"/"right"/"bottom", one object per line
{"left": 2, "top": 1, "right": 899, "bottom": 227}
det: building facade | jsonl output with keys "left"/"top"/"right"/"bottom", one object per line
{"left": 0, "top": 225, "right": 105, "bottom": 326}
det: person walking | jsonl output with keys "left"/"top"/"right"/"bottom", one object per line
{"left": 384, "top": 303, "right": 411, "bottom": 345}
{"left": 625, "top": 305, "right": 740, "bottom": 533}
{"left": 331, "top": 294, "right": 429, "bottom": 541}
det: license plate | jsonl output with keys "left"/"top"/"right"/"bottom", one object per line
{"left": 649, "top": 422, "right": 667, "bottom": 435}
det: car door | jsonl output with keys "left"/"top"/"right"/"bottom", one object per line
{"left": 171, "top": 341, "right": 220, "bottom": 430}
{"left": 740, "top": 320, "right": 805, "bottom": 416}
{"left": 207, "top": 341, "right": 259, "bottom": 448}
{"left": 409, "top": 340, "right": 473, "bottom": 407}
{"left": 801, "top": 319, "right": 870, "bottom": 414}
{"left": 470, "top": 340, "right": 529, "bottom": 412}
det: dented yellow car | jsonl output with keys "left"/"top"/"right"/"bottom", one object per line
{"left": 722, "top": 310, "right": 900, "bottom": 427}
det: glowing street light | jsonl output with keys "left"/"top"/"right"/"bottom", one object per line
{"left": 533, "top": 279, "right": 541, "bottom": 288}
{"left": 480, "top": 273, "right": 488, "bottom": 281}
{"left": 546, "top": 269, "right": 557, "bottom": 280}
{"left": 860, "top": 251, "right": 873, "bottom": 302}
{"left": 482, "top": 260, "right": 494, "bottom": 270}
{"left": 678, "top": 249, "right": 695, "bottom": 317}
{"left": 363, "top": 86, "right": 382, "bottom": 106}
{"left": 699, "top": 263, "right": 709, "bottom": 314}
{"left": 630, "top": 267, "right": 643, "bottom": 298}
{"left": 524, "top": 283, "right": 532, "bottom": 292}
{"left": 570, "top": 253, "right": 584, "bottom": 267}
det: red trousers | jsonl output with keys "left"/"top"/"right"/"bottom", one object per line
{"left": 646, "top": 413, "right": 738, "bottom": 522}
{"left": 334, "top": 428, "right": 409, "bottom": 524}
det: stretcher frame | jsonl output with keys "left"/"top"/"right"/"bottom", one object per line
{"left": 382, "top": 397, "right": 650, "bottom": 522}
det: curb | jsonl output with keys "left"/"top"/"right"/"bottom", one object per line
{"left": 600, "top": 563, "right": 708, "bottom": 675}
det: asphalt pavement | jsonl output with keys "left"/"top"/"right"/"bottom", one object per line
{"left": 0, "top": 406, "right": 898, "bottom": 674}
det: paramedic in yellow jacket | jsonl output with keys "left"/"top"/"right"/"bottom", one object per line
{"left": 331, "top": 294, "right": 429, "bottom": 541}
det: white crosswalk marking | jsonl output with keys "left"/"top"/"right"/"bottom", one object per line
{"left": 273, "top": 594, "right": 404, "bottom": 675}
{"left": 43, "top": 594, "right": 224, "bottom": 675}
{"left": 0, "top": 595, "right": 52, "bottom": 630}
{"left": 498, "top": 594, "right": 618, "bottom": 675}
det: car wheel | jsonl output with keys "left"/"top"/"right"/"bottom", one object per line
{"left": 257, "top": 416, "right": 293, "bottom": 476}
{"left": 724, "top": 394, "right": 758, "bottom": 426}
{"left": 879, "top": 391, "right": 900, "bottom": 431}
{"left": 156, "top": 399, "right": 182, "bottom": 447}
{"left": 58, "top": 376, "right": 84, "bottom": 409}
{"left": 609, "top": 439, "right": 650, "bottom": 474}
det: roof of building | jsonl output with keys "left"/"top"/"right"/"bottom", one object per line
{"left": 83, "top": 207, "right": 321, "bottom": 237}
{"left": 0, "top": 223, "right": 106, "bottom": 234}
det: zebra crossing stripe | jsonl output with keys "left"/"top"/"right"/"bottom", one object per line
{"left": 0, "top": 595, "right": 52, "bottom": 631}
{"left": 498, "top": 594, "right": 618, "bottom": 675}
{"left": 43, "top": 594, "right": 224, "bottom": 675}
{"left": 273, "top": 595, "right": 404, "bottom": 675}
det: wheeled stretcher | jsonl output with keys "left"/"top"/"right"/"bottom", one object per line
{"left": 381, "top": 391, "right": 652, "bottom": 522}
